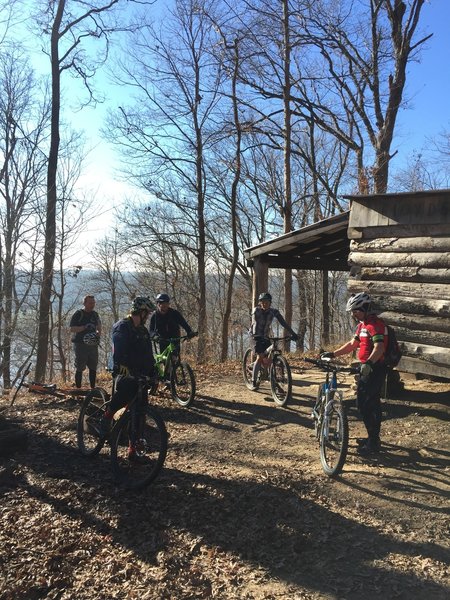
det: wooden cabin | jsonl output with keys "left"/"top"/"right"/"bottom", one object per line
{"left": 244, "top": 189, "right": 450, "bottom": 380}
{"left": 347, "top": 189, "right": 450, "bottom": 380}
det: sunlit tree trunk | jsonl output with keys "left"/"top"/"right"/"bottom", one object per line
{"left": 35, "top": 0, "right": 63, "bottom": 382}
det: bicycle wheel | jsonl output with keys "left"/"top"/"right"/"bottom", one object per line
{"left": 270, "top": 355, "right": 292, "bottom": 406}
{"left": 319, "top": 401, "right": 348, "bottom": 477}
{"left": 170, "top": 361, "right": 196, "bottom": 407}
{"left": 77, "top": 388, "right": 110, "bottom": 457}
{"left": 243, "top": 348, "right": 259, "bottom": 390}
{"left": 110, "top": 405, "right": 168, "bottom": 490}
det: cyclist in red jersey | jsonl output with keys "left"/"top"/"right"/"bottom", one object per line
{"left": 321, "top": 292, "right": 388, "bottom": 455}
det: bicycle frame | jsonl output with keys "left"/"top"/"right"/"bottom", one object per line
{"left": 254, "top": 336, "right": 290, "bottom": 366}
{"left": 243, "top": 336, "right": 293, "bottom": 406}
{"left": 152, "top": 334, "right": 196, "bottom": 380}
{"left": 153, "top": 340, "right": 178, "bottom": 381}
{"left": 314, "top": 371, "right": 344, "bottom": 438}
{"left": 313, "top": 369, "right": 343, "bottom": 420}
{"left": 304, "top": 357, "right": 358, "bottom": 476}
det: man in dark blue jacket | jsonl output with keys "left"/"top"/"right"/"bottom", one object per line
{"left": 100, "top": 296, "right": 155, "bottom": 444}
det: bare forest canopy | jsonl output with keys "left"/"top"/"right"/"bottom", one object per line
{"left": 0, "top": 0, "right": 448, "bottom": 382}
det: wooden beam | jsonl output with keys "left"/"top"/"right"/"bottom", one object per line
{"left": 370, "top": 295, "right": 450, "bottom": 318}
{"left": 349, "top": 251, "right": 450, "bottom": 268}
{"left": 348, "top": 279, "right": 450, "bottom": 301}
{"left": 379, "top": 311, "right": 450, "bottom": 333}
{"left": 265, "top": 256, "right": 349, "bottom": 271}
{"left": 350, "top": 266, "right": 450, "bottom": 283}
{"left": 398, "top": 355, "right": 450, "bottom": 380}
{"left": 394, "top": 326, "right": 450, "bottom": 349}
{"left": 348, "top": 223, "right": 450, "bottom": 240}
{"left": 401, "top": 341, "right": 450, "bottom": 365}
{"left": 350, "top": 237, "right": 450, "bottom": 253}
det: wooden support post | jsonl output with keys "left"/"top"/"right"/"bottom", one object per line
{"left": 252, "top": 257, "right": 269, "bottom": 306}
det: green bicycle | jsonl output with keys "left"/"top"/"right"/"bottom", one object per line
{"left": 152, "top": 333, "right": 198, "bottom": 407}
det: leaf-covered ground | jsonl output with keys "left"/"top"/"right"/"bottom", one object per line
{"left": 1, "top": 361, "right": 449, "bottom": 599}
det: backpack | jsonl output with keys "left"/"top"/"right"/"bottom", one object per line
{"left": 384, "top": 325, "right": 402, "bottom": 368}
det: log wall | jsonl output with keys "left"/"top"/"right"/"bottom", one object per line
{"left": 347, "top": 190, "right": 450, "bottom": 380}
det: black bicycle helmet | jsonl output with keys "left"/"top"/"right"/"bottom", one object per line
{"left": 156, "top": 293, "right": 170, "bottom": 303}
{"left": 258, "top": 292, "right": 272, "bottom": 302}
{"left": 130, "top": 296, "right": 155, "bottom": 314}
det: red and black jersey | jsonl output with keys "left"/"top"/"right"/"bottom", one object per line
{"left": 354, "top": 314, "right": 388, "bottom": 363}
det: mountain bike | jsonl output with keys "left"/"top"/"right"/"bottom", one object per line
{"left": 77, "top": 375, "right": 168, "bottom": 490}
{"left": 304, "top": 357, "right": 359, "bottom": 477}
{"left": 242, "top": 336, "right": 293, "bottom": 407}
{"left": 8, "top": 362, "right": 105, "bottom": 408}
{"left": 152, "top": 333, "right": 198, "bottom": 407}
{"left": 77, "top": 387, "right": 111, "bottom": 457}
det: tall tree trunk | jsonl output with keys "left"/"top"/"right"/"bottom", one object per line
{"left": 194, "top": 103, "right": 207, "bottom": 364}
{"left": 295, "top": 270, "right": 307, "bottom": 353}
{"left": 282, "top": 0, "right": 293, "bottom": 351}
{"left": 221, "top": 39, "right": 242, "bottom": 362}
{"left": 35, "top": 0, "right": 64, "bottom": 382}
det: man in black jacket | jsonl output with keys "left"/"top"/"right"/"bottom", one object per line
{"left": 149, "top": 293, "right": 195, "bottom": 354}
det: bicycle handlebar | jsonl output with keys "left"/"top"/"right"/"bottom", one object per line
{"left": 252, "top": 335, "right": 295, "bottom": 342}
{"left": 151, "top": 332, "right": 198, "bottom": 343}
{"left": 304, "top": 356, "right": 359, "bottom": 374}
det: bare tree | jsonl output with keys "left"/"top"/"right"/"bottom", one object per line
{"left": 0, "top": 46, "right": 50, "bottom": 388}
{"left": 33, "top": 0, "right": 147, "bottom": 381}
{"left": 301, "top": 0, "right": 430, "bottom": 193}
{"left": 49, "top": 130, "right": 96, "bottom": 381}
{"left": 90, "top": 230, "right": 130, "bottom": 323}
{"left": 106, "top": 0, "right": 224, "bottom": 363}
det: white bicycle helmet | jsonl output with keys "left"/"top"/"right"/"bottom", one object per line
{"left": 83, "top": 332, "right": 100, "bottom": 346}
{"left": 346, "top": 292, "right": 372, "bottom": 312}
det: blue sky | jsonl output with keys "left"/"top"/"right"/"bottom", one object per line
{"left": 75, "top": 0, "right": 449, "bottom": 191}
{"left": 19, "top": 0, "right": 450, "bottom": 263}
{"left": 393, "top": 0, "right": 450, "bottom": 164}
{"left": 25, "top": 1, "right": 450, "bottom": 172}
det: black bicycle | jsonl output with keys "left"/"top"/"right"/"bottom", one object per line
{"left": 77, "top": 376, "right": 168, "bottom": 490}
{"left": 304, "top": 357, "right": 359, "bottom": 477}
{"left": 243, "top": 336, "right": 293, "bottom": 406}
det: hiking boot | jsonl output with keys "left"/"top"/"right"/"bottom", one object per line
{"left": 357, "top": 438, "right": 381, "bottom": 455}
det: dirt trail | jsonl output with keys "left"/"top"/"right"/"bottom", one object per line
{"left": 0, "top": 362, "right": 449, "bottom": 599}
